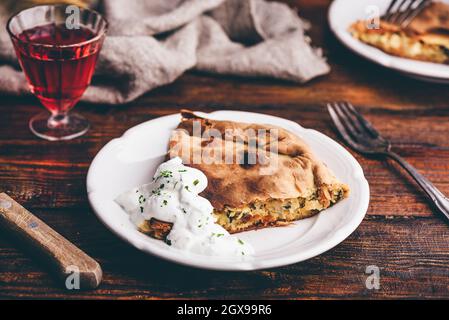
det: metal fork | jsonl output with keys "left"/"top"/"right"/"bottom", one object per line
{"left": 327, "top": 101, "right": 449, "bottom": 221}
{"left": 383, "top": 0, "right": 430, "bottom": 28}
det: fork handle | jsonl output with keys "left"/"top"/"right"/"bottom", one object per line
{"left": 386, "top": 151, "right": 449, "bottom": 221}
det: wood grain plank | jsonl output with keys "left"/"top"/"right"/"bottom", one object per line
{"left": 0, "top": 213, "right": 448, "bottom": 299}
{"left": 1, "top": 0, "right": 449, "bottom": 299}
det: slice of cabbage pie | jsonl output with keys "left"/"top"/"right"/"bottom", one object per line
{"left": 139, "top": 110, "right": 349, "bottom": 238}
{"left": 349, "top": 2, "right": 449, "bottom": 64}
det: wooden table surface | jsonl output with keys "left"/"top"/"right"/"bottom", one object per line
{"left": 1, "top": 0, "right": 449, "bottom": 299}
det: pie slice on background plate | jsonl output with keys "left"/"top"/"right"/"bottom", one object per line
{"left": 349, "top": 2, "right": 449, "bottom": 64}
{"left": 138, "top": 110, "right": 349, "bottom": 238}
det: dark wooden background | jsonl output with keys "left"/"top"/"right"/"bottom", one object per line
{"left": 1, "top": 0, "right": 449, "bottom": 299}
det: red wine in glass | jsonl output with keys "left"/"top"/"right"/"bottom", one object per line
{"left": 7, "top": 5, "right": 108, "bottom": 141}
{"left": 17, "top": 24, "right": 100, "bottom": 114}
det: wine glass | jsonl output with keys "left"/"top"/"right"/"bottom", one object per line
{"left": 6, "top": 5, "right": 108, "bottom": 141}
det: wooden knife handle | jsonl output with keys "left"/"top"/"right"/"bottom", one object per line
{"left": 0, "top": 193, "right": 102, "bottom": 290}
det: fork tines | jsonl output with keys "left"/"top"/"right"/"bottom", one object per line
{"left": 384, "top": 0, "right": 430, "bottom": 28}
{"left": 326, "top": 102, "right": 387, "bottom": 153}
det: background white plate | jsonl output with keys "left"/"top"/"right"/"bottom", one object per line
{"left": 87, "top": 111, "right": 370, "bottom": 270}
{"left": 328, "top": 0, "right": 449, "bottom": 83}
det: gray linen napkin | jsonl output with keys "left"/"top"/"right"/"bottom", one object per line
{"left": 0, "top": 0, "right": 330, "bottom": 104}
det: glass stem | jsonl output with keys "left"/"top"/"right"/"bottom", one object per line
{"left": 47, "top": 112, "right": 69, "bottom": 129}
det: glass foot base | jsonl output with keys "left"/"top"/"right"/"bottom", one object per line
{"left": 29, "top": 112, "right": 90, "bottom": 141}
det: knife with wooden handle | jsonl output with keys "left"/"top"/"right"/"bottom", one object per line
{"left": 0, "top": 193, "right": 102, "bottom": 290}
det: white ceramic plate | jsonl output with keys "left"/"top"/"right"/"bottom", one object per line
{"left": 87, "top": 111, "right": 370, "bottom": 270}
{"left": 328, "top": 0, "right": 449, "bottom": 83}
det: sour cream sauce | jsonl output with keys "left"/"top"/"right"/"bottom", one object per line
{"left": 115, "top": 157, "right": 254, "bottom": 257}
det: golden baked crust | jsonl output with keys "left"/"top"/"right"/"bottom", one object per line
{"left": 349, "top": 2, "right": 449, "bottom": 64}
{"left": 159, "top": 110, "right": 349, "bottom": 234}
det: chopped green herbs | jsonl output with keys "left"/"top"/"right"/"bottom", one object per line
{"left": 131, "top": 161, "right": 255, "bottom": 256}
{"left": 138, "top": 195, "right": 146, "bottom": 204}
{"left": 160, "top": 170, "right": 173, "bottom": 178}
